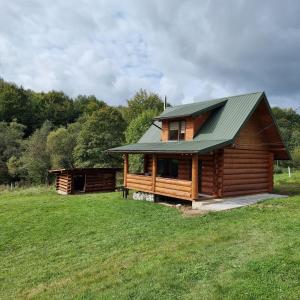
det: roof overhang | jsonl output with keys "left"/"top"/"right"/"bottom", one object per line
{"left": 49, "top": 167, "right": 122, "bottom": 174}
{"left": 107, "top": 139, "right": 232, "bottom": 154}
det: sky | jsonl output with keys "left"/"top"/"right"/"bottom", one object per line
{"left": 0, "top": 0, "right": 300, "bottom": 108}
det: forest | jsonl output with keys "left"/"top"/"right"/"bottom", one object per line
{"left": 0, "top": 78, "right": 299, "bottom": 185}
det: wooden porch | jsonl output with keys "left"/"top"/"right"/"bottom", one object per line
{"left": 123, "top": 153, "right": 199, "bottom": 201}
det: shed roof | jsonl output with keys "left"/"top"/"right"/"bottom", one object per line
{"left": 49, "top": 167, "right": 122, "bottom": 174}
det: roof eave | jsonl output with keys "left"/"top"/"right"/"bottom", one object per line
{"left": 107, "top": 139, "right": 233, "bottom": 155}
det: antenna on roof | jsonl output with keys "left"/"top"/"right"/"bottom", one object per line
{"left": 164, "top": 96, "right": 167, "bottom": 110}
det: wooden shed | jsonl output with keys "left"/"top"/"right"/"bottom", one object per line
{"left": 49, "top": 168, "right": 121, "bottom": 195}
{"left": 107, "top": 92, "right": 290, "bottom": 201}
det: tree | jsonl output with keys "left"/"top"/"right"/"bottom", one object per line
{"left": 0, "top": 79, "right": 33, "bottom": 134}
{"left": 74, "top": 95, "right": 107, "bottom": 116}
{"left": 0, "top": 120, "right": 25, "bottom": 183}
{"left": 292, "top": 147, "right": 300, "bottom": 169}
{"left": 36, "top": 91, "right": 77, "bottom": 127}
{"left": 20, "top": 121, "right": 52, "bottom": 183}
{"left": 122, "top": 89, "right": 164, "bottom": 124}
{"left": 74, "top": 106, "right": 126, "bottom": 167}
{"left": 125, "top": 110, "right": 158, "bottom": 173}
{"left": 272, "top": 107, "right": 300, "bottom": 151}
{"left": 47, "top": 122, "right": 80, "bottom": 169}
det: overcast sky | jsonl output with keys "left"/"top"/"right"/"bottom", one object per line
{"left": 1, "top": 0, "right": 300, "bottom": 108}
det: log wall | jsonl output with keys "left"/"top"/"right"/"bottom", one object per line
{"left": 55, "top": 169, "right": 118, "bottom": 195}
{"left": 198, "top": 153, "right": 214, "bottom": 195}
{"left": 85, "top": 171, "right": 116, "bottom": 193}
{"left": 222, "top": 148, "right": 273, "bottom": 197}
{"left": 56, "top": 173, "right": 72, "bottom": 194}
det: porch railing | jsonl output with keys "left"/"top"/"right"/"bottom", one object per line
{"left": 126, "top": 173, "right": 193, "bottom": 200}
{"left": 123, "top": 153, "right": 198, "bottom": 201}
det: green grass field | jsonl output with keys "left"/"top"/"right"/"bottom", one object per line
{"left": 1, "top": 172, "right": 300, "bottom": 299}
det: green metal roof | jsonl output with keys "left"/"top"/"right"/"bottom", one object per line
{"left": 108, "top": 140, "right": 231, "bottom": 154}
{"left": 108, "top": 91, "right": 289, "bottom": 158}
{"left": 154, "top": 98, "right": 227, "bottom": 120}
{"left": 194, "top": 92, "right": 264, "bottom": 141}
{"left": 138, "top": 121, "right": 162, "bottom": 143}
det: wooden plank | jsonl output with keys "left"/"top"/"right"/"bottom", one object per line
{"left": 223, "top": 182, "right": 269, "bottom": 192}
{"left": 126, "top": 178, "right": 153, "bottom": 186}
{"left": 152, "top": 154, "right": 157, "bottom": 192}
{"left": 223, "top": 173, "right": 269, "bottom": 180}
{"left": 126, "top": 183, "right": 153, "bottom": 192}
{"left": 124, "top": 154, "right": 128, "bottom": 186}
{"left": 155, "top": 187, "right": 191, "bottom": 199}
{"left": 154, "top": 190, "right": 193, "bottom": 201}
{"left": 223, "top": 178, "right": 269, "bottom": 185}
{"left": 156, "top": 177, "right": 192, "bottom": 187}
{"left": 127, "top": 174, "right": 152, "bottom": 181}
{"left": 155, "top": 181, "right": 191, "bottom": 192}
{"left": 224, "top": 168, "right": 269, "bottom": 175}
{"left": 191, "top": 153, "right": 198, "bottom": 200}
{"left": 223, "top": 158, "right": 269, "bottom": 164}
{"left": 224, "top": 148, "right": 269, "bottom": 155}
{"left": 224, "top": 153, "right": 270, "bottom": 160}
{"left": 224, "top": 163, "right": 269, "bottom": 169}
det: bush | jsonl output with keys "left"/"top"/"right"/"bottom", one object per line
{"left": 292, "top": 147, "right": 300, "bottom": 169}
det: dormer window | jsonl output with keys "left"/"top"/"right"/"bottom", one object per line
{"left": 169, "top": 120, "right": 186, "bottom": 140}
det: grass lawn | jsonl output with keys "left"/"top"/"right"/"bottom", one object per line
{"left": 1, "top": 173, "right": 300, "bottom": 299}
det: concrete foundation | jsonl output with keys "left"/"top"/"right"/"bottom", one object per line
{"left": 192, "top": 193, "right": 288, "bottom": 211}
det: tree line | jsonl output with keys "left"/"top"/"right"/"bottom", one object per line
{"left": 0, "top": 78, "right": 163, "bottom": 184}
{"left": 0, "top": 77, "right": 299, "bottom": 184}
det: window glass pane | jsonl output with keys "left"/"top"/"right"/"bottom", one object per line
{"left": 180, "top": 121, "right": 185, "bottom": 133}
{"left": 170, "top": 122, "right": 179, "bottom": 130}
{"left": 157, "top": 159, "right": 178, "bottom": 178}
{"left": 169, "top": 121, "right": 179, "bottom": 140}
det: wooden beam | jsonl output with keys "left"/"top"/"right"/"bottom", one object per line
{"left": 152, "top": 154, "right": 157, "bottom": 192}
{"left": 191, "top": 153, "right": 198, "bottom": 200}
{"left": 124, "top": 154, "right": 128, "bottom": 187}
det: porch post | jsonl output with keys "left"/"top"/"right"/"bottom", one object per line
{"left": 124, "top": 154, "right": 128, "bottom": 187}
{"left": 191, "top": 153, "right": 198, "bottom": 200}
{"left": 152, "top": 154, "right": 157, "bottom": 192}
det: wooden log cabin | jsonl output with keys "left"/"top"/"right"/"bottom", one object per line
{"left": 108, "top": 92, "right": 290, "bottom": 201}
{"left": 49, "top": 168, "right": 121, "bottom": 195}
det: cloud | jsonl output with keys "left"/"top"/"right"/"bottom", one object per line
{"left": 0, "top": 0, "right": 300, "bottom": 108}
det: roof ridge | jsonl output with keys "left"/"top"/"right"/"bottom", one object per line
{"left": 167, "top": 91, "right": 264, "bottom": 109}
{"left": 192, "top": 91, "right": 264, "bottom": 105}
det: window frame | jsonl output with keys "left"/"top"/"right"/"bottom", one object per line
{"left": 168, "top": 120, "right": 186, "bottom": 141}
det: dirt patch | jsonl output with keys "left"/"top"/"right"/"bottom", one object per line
{"left": 156, "top": 201, "right": 208, "bottom": 217}
{"left": 179, "top": 206, "right": 208, "bottom": 217}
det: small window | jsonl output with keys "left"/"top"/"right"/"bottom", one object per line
{"left": 169, "top": 121, "right": 185, "bottom": 140}
{"left": 169, "top": 121, "right": 179, "bottom": 140}
{"left": 179, "top": 121, "right": 185, "bottom": 140}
